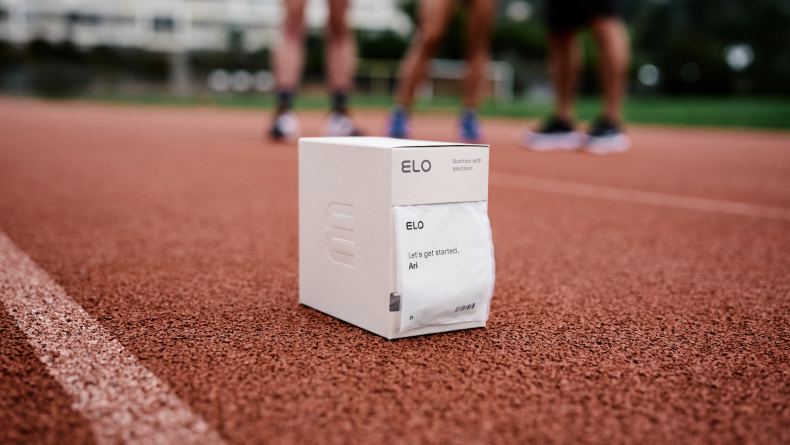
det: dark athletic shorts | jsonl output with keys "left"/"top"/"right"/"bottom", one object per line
{"left": 546, "top": 0, "right": 621, "bottom": 32}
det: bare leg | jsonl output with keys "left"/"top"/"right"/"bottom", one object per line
{"left": 395, "top": 0, "right": 457, "bottom": 110}
{"left": 590, "top": 16, "right": 629, "bottom": 123}
{"left": 548, "top": 30, "right": 581, "bottom": 122}
{"left": 462, "top": 0, "right": 496, "bottom": 109}
{"left": 274, "top": 0, "right": 307, "bottom": 92}
{"left": 326, "top": 0, "right": 356, "bottom": 93}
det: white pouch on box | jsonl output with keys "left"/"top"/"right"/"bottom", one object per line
{"left": 394, "top": 201, "right": 495, "bottom": 333}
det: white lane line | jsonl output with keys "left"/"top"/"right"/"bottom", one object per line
{"left": 490, "top": 172, "right": 790, "bottom": 221}
{"left": 0, "top": 231, "right": 226, "bottom": 445}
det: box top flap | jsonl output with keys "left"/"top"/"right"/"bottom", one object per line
{"left": 300, "top": 137, "right": 488, "bottom": 149}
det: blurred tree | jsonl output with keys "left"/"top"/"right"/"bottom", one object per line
{"left": 24, "top": 39, "right": 90, "bottom": 96}
{"left": 624, "top": 0, "right": 790, "bottom": 94}
{"left": 190, "top": 48, "right": 270, "bottom": 79}
{"left": 357, "top": 31, "right": 409, "bottom": 60}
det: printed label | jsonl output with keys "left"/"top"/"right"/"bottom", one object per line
{"left": 393, "top": 201, "right": 495, "bottom": 332}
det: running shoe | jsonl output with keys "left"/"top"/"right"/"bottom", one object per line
{"left": 269, "top": 107, "right": 300, "bottom": 142}
{"left": 458, "top": 109, "right": 483, "bottom": 143}
{"left": 582, "top": 118, "right": 630, "bottom": 154}
{"left": 386, "top": 106, "right": 411, "bottom": 139}
{"left": 324, "top": 110, "right": 362, "bottom": 137}
{"left": 521, "top": 116, "right": 584, "bottom": 151}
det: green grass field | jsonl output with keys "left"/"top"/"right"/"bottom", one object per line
{"left": 77, "top": 93, "right": 790, "bottom": 130}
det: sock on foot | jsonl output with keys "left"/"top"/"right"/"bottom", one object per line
{"left": 331, "top": 91, "right": 348, "bottom": 114}
{"left": 277, "top": 89, "right": 294, "bottom": 112}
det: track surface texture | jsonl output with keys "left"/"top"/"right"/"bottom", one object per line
{"left": 1, "top": 98, "right": 789, "bottom": 445}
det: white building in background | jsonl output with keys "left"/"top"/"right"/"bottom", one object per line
{"left": 0, "top": 0, "right": 413, "bottom": 52}
{"left": 0, "top": 0, "right": 515, "bottom": 99}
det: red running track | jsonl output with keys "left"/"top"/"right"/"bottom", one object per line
{"left": 1, "top": 98, "right": 789, "bottom": 444}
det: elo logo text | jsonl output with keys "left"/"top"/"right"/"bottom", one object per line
{"left": 406, "top": 221, "right": 424, "bottom": 230}
{"left": 401, "top": 160, "right": 432, "bottom": 173}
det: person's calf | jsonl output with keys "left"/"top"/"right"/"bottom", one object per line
{"left": 281, "top": 14, "right": 305, "bottom": 40}
{"left": 326, "top": 20, "right": 351, "bottom": 43}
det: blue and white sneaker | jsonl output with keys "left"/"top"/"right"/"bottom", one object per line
{"left": 521, "top": 116, "right": 584, "bottom": 151}
{"left": 386, "top": 106, "right": 411, "bottom": 139}
{"left": 269, "top": 107, "right": 300, "bottom": 142}
{"left": 582, "top": 118, "right": 630, "bottom": 154}
{"left": 458, "top": 109, "right": 483, "bottom": 143}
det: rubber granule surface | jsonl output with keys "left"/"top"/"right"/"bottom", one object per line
{"left": 0, "top": 98, "right": 789, "bottom": 444}
{"left": 0, "top": 308, "right": 96, "bottom": 445}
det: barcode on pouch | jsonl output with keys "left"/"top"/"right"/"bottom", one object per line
{"left": 455, "top": 303, "right": 476, "bottom": 312}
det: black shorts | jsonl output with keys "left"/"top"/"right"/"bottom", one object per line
{"left": 546, "top": 0, "right": 621, "bottom": 32}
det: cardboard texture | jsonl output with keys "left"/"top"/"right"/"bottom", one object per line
{"left": 299, "top": 137, "right": 491, "bottom": 339}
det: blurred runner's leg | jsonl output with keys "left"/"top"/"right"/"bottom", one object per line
{"left": 271, "top": 0, "right": 360, "bottom": 140}
{"left": 270, "top": 0, "right": 307, "bottom": 141}
{"left": 459, "top": 0, "right": 497, "bottom": 143}
{"left": 590, "top": 16, "right": 629, "bottom": 124}
{"left": 548, "top": 31, "right": 582, "bottom": 124}
{"left": 274, "top": 0, "right": 307, "bottom": 93}
{"left": 388, "top": 0, "right": 457, "bottom": 138}
{"left": 521, "top": 29, "right": 584, "bottom": 150}
{"left": 324, "top": 0, "right": 363, "bottom": 136}
{"left": 583, "top": 15, "right": 631, "bottom": 154}
{"left": 523, "top": 0, "right": 630, "bottom": 153}
{"left": 395, "top": 0, "right": 457, "bottom": 111}
{"left": 326, "top": 0, "right": 356, "bottom": 96}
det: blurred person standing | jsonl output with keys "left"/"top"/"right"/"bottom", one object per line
{"left": 386, "top": 0, "right": 497, "bottom": 143}
{"left": 523, "top": 0, "right": 630, "bottom": 154}
{"left": 270, "top": 0, "right": 362, "bottom": 141}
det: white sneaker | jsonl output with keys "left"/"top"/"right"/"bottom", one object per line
{"left": 324, "top": 111, "right": 361, "bottom": 137}
{"left": 269, "top": 109, "right": 300, "bottom": 141}
{"left": 584, "top": 134, "right": 631, "bottom": 154}
{"left": 581, "top": 118, "right": 631, "bottom": 154}
{"left": 521, "top": 117, "right": 584, "bottom": 151}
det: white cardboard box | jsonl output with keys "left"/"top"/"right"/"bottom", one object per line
{"left": 299, "top": 137, "right": 491, "bottom": 339}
